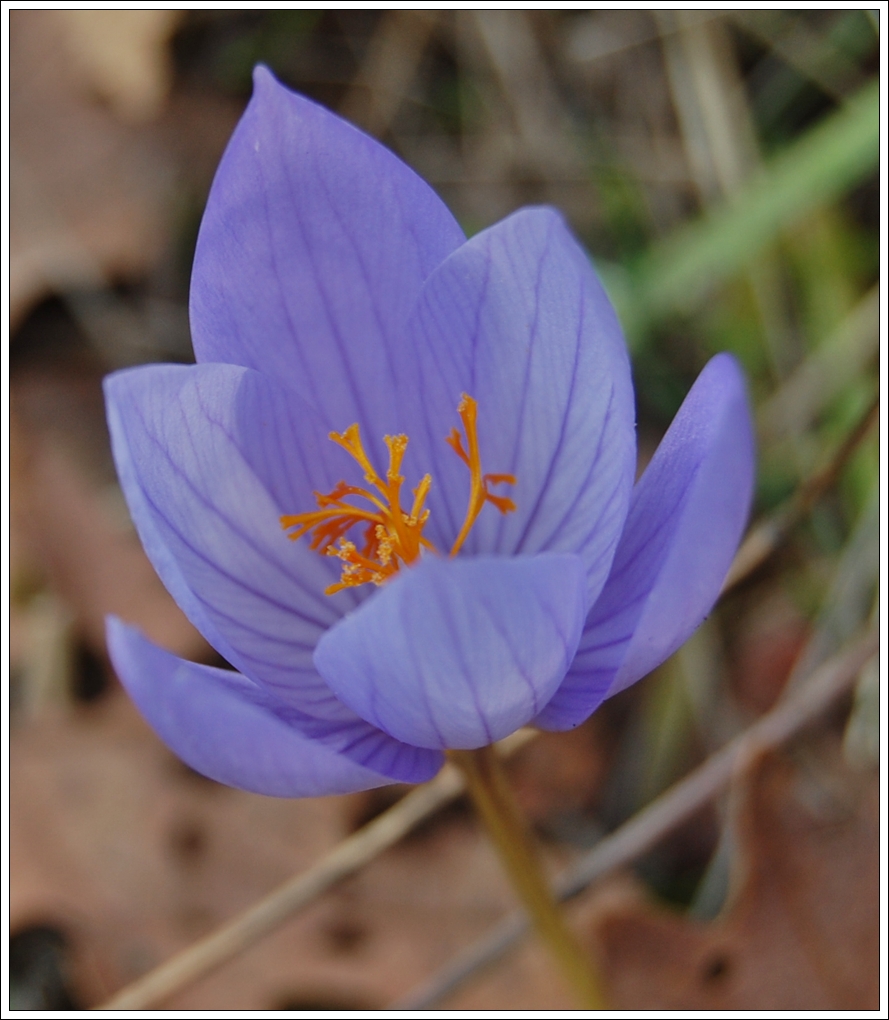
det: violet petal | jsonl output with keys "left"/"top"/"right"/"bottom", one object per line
{"left": 190, "top": 66, "right": 465, "bottom": 456}
{"left": 314, "top": 553, "right": 587, "bottom": 750}
{"left": 536, "top": 354, "right": 755, "bottom": 730}
{"left": 107, "top": 618, "right": 406, "bottom": 796}
{"left": 104, "top": 362, "right": 444, "bottom": 783}
{"left": 394, "top": 207, "right": 636, "bottom": 604}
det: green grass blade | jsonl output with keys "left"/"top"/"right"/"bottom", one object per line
{"left": 618, "top": 79, "right": 878, "bottom": 344}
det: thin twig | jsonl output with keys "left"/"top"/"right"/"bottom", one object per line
{"left": 98, "top": 769, "right": 462, "bottom": 1009}
{"left": 394, "top": 625, "right": 878, "bottom": 1009}
{"left": 98, "top": 729, "right": 533, "bottom": 1010}
{"left": 721, "top": 393, "right": 878, "bottom": 592}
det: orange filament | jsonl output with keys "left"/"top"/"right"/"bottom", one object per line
{"left": 445, "top": 395, "right": 517, "bottom": 556}
{"left": 280, "top": 396, "right": 515, "bottom": 594}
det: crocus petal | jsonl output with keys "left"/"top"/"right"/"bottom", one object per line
{"left": 536, "top": 354, "right": 755, "bottom": 730}
{"left": 104, "top": 362, "right": 444, "bottom": 785}
{"left": 314, "top": 553, "right": 587, "bottom": 750}
{"left": 394, "top": 207, "right": 636, "bottom": 604}
{"left": 106, "top": 618, "right": 402, "bottom": 797}
{"left": 105, "top": 362, "right": 341, "bottom": 683}
{"left": 190, "top": 66, "right": 465, "bottom": 452}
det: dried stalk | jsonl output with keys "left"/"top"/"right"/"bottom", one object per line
{"left": 339, "top": 11, "right": 438, "bottom": 136}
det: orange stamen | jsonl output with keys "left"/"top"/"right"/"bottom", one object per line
{"left": 281, "top": 396, "right": 515, "bottom": 594}
{"left": 447, "top": 395, "right": 516, "bottom": 557}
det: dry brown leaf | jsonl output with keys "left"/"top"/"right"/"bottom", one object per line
{"left": 580, "top": 742, "right": 878, "bottom": 1009}
{"left": 10, "top": 11, "right": 175, "bottom": 326}
{"left": 506, "top": 715, "right": 611, "bottom": 830}
{"left": 10, "top": 693, "right": 580, "bottom": 1009}
{"left": 56, "top": 11, "right": 182, "bottom": 123}
{"left": 729, "top": 589, "right": 810, "bottom": 714}
{"left": 10, "top": 404, "right": 203, "bottom": 663}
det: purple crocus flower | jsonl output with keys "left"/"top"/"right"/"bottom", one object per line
{"left": 104, "top": 68, "right": 754, "bottom": 798}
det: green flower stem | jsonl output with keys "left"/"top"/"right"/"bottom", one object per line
{"left": 449, "top": 745, "right": 607, "bottom": 1008}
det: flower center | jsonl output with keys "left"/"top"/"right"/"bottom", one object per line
{"left": 281, "top": 395, "right": 516, "bottom": 594}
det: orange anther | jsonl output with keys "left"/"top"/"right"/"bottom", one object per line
{"left": 281, "top": 398, "right": 515, "bottom": 593}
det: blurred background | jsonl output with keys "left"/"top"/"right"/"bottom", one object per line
{"left": 8, "top": 9, "right": 880, "bottom": 1010}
